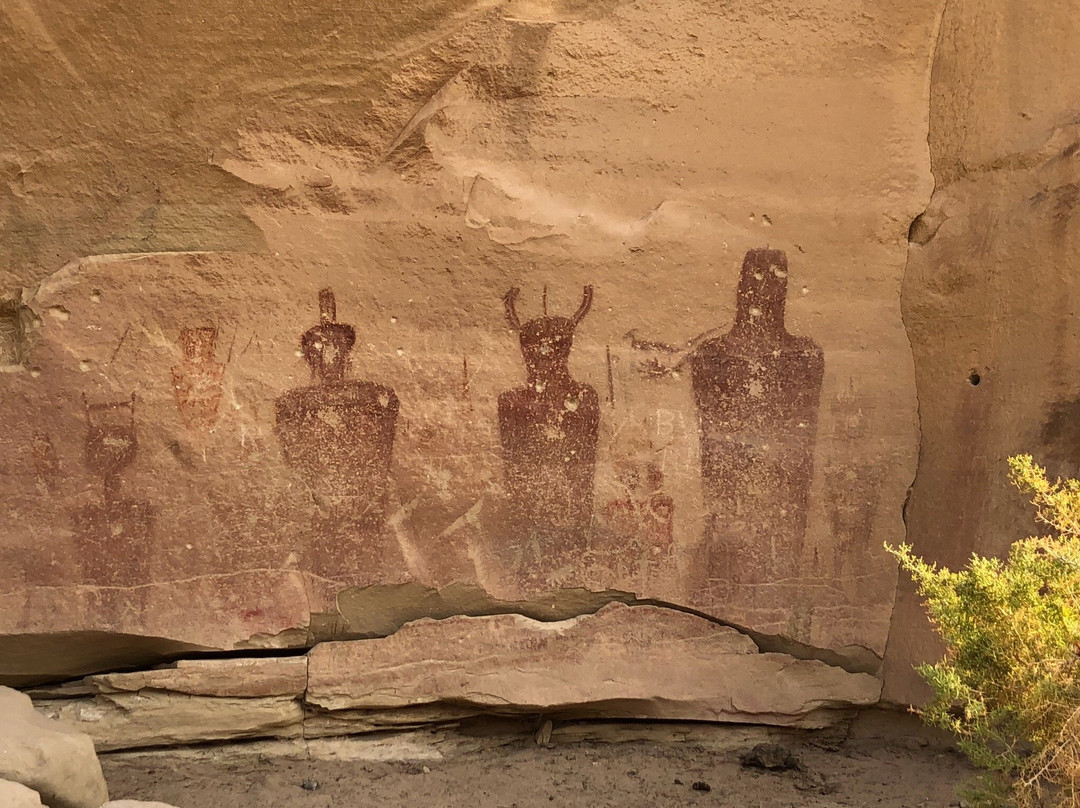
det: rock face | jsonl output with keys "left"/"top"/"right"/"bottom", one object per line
{"left": 37, "top": 604, "right": 879, "bottom": 751}
{"left": 881, "top": 0, "right": 1080, "bottom": 704}
{"left": 0, "top": 0, "right": 939, "bottom": 700}
{"left": 0, "top": 687, "right": 109, "bottom": 808}
{"left": 5, "top": 0, "right": 1075, "bottom": 721}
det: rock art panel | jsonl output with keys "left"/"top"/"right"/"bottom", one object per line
{"left": 0, "top": 0, "right": 936, "bottom": 686}
{"left": 496, "top": 286, "right": 599, "bottom": 583}
{"left": 690, "top": 249, "right": 824, "bottom": 592}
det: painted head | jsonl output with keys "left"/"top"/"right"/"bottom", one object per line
{"left": 734, "top": 248, "right": 789, "bottom": 334}
{"left": 301, "top": 288, "right": 356, "bottom": 384}
{"left": 178, "top": 326, "right": 217, "bottom": 363}
{"left": 503, "top": 286, "right": 593, "bottom": 386}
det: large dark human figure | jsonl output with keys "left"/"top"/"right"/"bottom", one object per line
{"left": 498, "top": 286, "right": 600, "bottom": 580}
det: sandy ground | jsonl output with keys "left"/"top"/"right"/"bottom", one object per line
{"left": 101, "top": 726, "right": 974, "bottom": 808}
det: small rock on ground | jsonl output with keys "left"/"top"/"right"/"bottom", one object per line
{"left": 739, "top": 743, "right": 805, "bottom": 772}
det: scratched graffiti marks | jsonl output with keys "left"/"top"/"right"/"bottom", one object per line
{"left": 598, "top": 458, "right": 675, "bottom": 586}
{"left": 690, "top": 249, "right": 824, "bottom": 588}
{"left": 497, "top": 286, "right": 599, "bottom": 581}
{"left": 30, "top": 431, "right": 60, "bottom": 494}
{"left": 171, "top": 326, "right": 226, "bottom": 431}
{"left": 274, "top": 289, "right": 399, "bottom": 575}
{"left": 69, "top": 395, "right": 155, "bottom": 586}
{"left": 823, "top": 383, "right": 882, "bottom": 586}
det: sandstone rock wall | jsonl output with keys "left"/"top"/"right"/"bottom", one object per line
{"left": 0, "top": 0, "right": 1035, "bottom": 715}
{"left": 882, "top": 0, "right": 1080, "bottom": 703}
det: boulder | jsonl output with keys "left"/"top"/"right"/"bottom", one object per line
{"left": 100, "top": 802, "right": 181, "bottom": 808}
{"left": 0, "top": 779, "right": 44, "bottom": 808}
{"left": 0, "top": 686, "right": 109, "bottom": 808}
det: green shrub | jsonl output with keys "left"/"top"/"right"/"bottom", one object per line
{"left": 889, "top": 455, "right": 1080, "bottom": 807}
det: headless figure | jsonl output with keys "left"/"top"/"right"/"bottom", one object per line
{"left": 690, "top": 249, "right": 824, "bottom": 586}
{"left": 498, "top": 286, "right": 600, "bottom": 576}
{"left": 275, "top": 289, "right": 399, "bottom": 531}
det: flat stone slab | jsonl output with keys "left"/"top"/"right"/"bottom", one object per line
{"left": 308, "top": 603, "right": 881, "bottom": 728}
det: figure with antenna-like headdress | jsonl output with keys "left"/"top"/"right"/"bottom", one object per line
{"left": 497, "top": 286, "right": 600, "bottom": 580}
{"left": 69, "top": 393, "right": 155, "bottom": 585}
{"left": 274, "top": 289, "right": 399, "bottom": 574}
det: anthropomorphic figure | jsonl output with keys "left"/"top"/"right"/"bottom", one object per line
{"left": 275, "top": 289, "right": 399, "bottom": 566}
{"left": 497, "top": 286, "right": 599, "bottom": 578}
{"left": 690, "top": 249, "right": 824, "bottom": 587}
{"left": 171, "top": 326, "right": 226, "bottom": 431}
{"left": 70, "top": 394, "right": 154, "bottom": 585}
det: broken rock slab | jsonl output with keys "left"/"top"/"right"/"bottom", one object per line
{"left": 307, "top": 603, "right": 882, "bottom": 728}
{"left": 0, "top": 779, "right": 44, "bottom": 808}
{"left": 0, "top": 686, "right": 109, "bottom": 808}
{"left": 40, "top": 692, "right": 306, "bottom": 753}
{"left": 86, "top": 656, "right": 308, "bottom": 698}
{"left": 39, "top": 658, "right": 309, "bottom": 752}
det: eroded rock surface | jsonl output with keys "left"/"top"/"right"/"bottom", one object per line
{"left": 882, "top": 0, "right": 1080, "bottom": 704}
{"left": 308, "top": 603, "right": 880, "bottom": 727}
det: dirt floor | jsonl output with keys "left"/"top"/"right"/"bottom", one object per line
{"left": 100, "top": 722, "right": 975, "bottom": 808}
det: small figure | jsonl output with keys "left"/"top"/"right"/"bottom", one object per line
{"left": 824, "top": 381, "right": 881, "bottom": 581}
{"left": 171, "top": 326, "right": 226, "bottom": 431}
{"left": 30, "top": 431, "right": 60, "bottom": 494}
{"left": 601, "top": 459, "right": 676, "bottom": 584}
{"left": 497, "top": 286, "right": 600, "bottom": 577}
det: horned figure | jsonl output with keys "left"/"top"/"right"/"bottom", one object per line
{"left": 497, "top": 286, "right": 600, "bottom": 576}
{"left": 690, "top": 249, "right": 824, "bottom": 587}
{"left": 275, "top": 289, "right": 399, "bottom": 531}
{"left": 70, "top": 394, "right": 154, "bottom": 585}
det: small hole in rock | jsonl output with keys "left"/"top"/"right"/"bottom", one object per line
{"left": 969, "top": 372, "right": 981, "bottom": 386}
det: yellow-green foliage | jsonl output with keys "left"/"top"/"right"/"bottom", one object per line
{"left": 890, "top": 455, "right": 1080, "bottom": 807}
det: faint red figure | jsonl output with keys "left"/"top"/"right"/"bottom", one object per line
{"left": 171, "top": 326, "right": 226, "bottom": 431}
{"left": 690, "top": 249, "right": 824, "bottom": 587}
{"left": 275, "top": 289, "right": 399, "bottom": 571}
{"left": 70, "top": 395, "right": 154, "bottom": 585}
{"left": 823, "top": 382, "right": 882, "bottom": 580}
{"left": 498, "top": 286, "right": 599, "bottom": 577}
{"left": 601, "top": 459, "right": 675, "bottom": 581}
{"left": 30, "top": 431, "right": 60, "bottom": 493}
